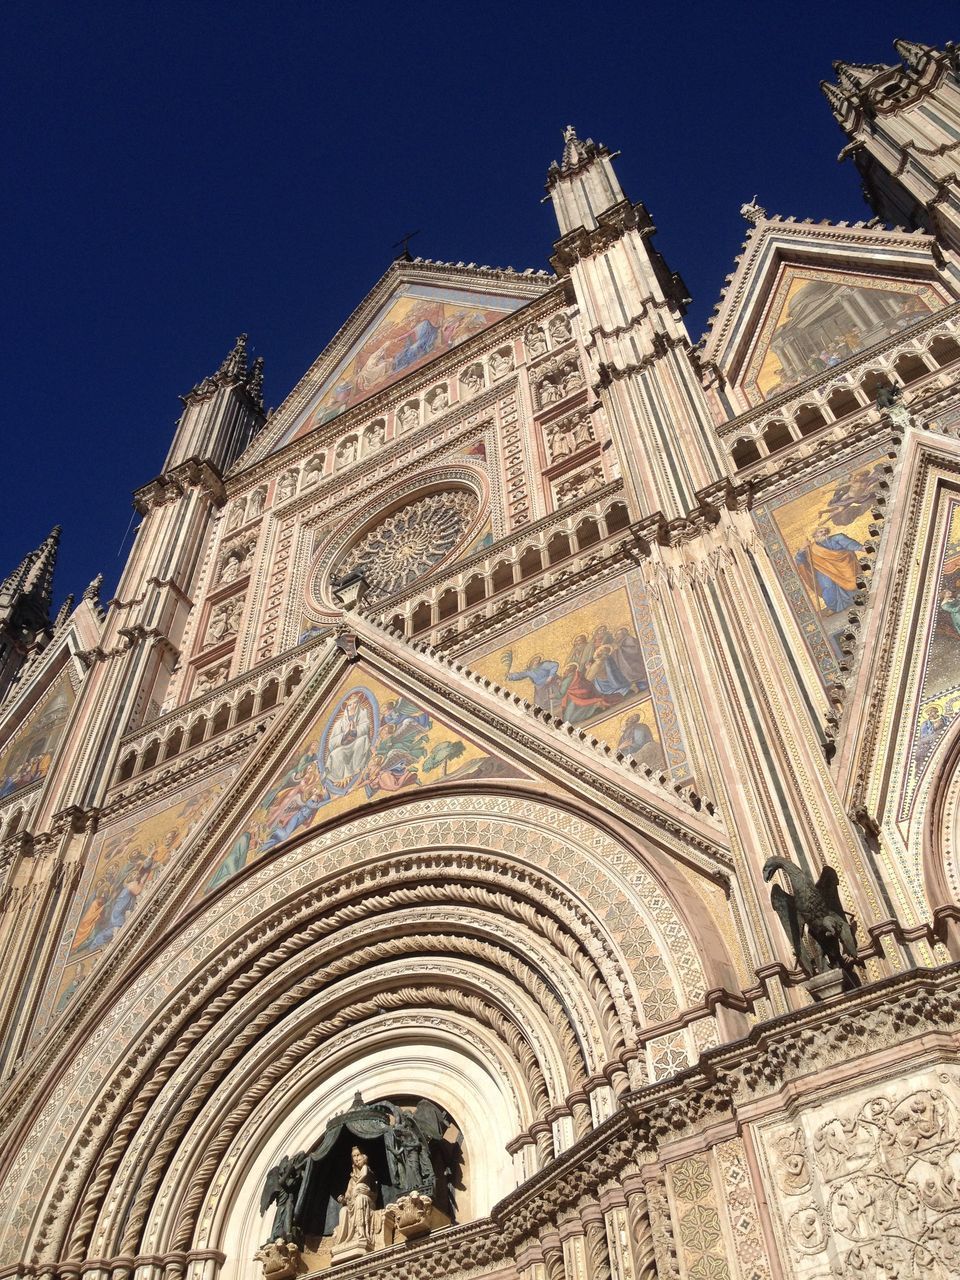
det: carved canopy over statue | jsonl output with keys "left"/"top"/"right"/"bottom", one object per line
{"left": 259, "top": 1093, "right": 462, "bottom": 1249}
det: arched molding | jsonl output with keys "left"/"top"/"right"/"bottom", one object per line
{"left": 921, "top": 712, "right": 960, "bottom": 954}
{"left": 202, "top": 1029, "right": 525, "bottom": 1280}
{"left": 0, "top": 793, "right": 739, "bottom": 1274}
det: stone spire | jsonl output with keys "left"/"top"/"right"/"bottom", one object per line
{"left": 1, "top": 526, "right": 61, "bottom": 618}
{"left": 0, "top": 526, "right": 62, "bottom": 702}
{"left": 166, "top": 335, "right": 267, "bottom": 473}
{"left": 740, "top": 195, "right": 767, "bottom": 224}
{"left": 545, "top": 126, "right": 723, "bottom": 522}
{"left": 182, "top": 334, "right": 253, "bottom": 405}
{"left": 545, "top": 125, "right": 624, "bottom": 235}
{"left": 823, "top": 39, "right": 960, "bottom": 250}
{"left": 893, "top": 38, "right": 938, "bottom": 71}
{"left": 832, "top": 59, "right": 891, "bottom": 91}
{"left": 247, "top": 355, "right": 265, "bottom": 411}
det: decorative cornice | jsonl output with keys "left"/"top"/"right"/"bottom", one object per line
{"left": 550, "top": 200, "right": 651, "bottom": 274}
{"left": 133, "top": 459, "right": 226, "bottom": 515}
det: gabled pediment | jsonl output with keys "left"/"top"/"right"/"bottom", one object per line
{"left": 44, "top": 616, "right": 728, "bottom": 1023}
{"left": 701, "top": 215, "right": 954, "bottom": 407}
{"left": 245, "top": 259, "right": 553, "bottom": 464}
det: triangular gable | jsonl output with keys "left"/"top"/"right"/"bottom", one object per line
{"left": 701, "top": 217, "right": 953, "bottom": 407}
{"left": 243, "top": 259, "right": 552, "bottom": 464}
{"left": 199, "top": 665, "right": 525, "bottom": 894}
{"left": 0, "top": 670, "right": 76, "bottom": 803}
{"left": 0, "top": 598, "right": 99, "bottom": 810}
{"left": 38, "top": 621, "right": 728, "bottom": 1025}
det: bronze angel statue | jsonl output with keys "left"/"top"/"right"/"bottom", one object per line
{"left": 762, "top": 858, "right": 861, "bottom": 977}
{"left": 260, "top": 1152, "right": 307, "bottom": 1244}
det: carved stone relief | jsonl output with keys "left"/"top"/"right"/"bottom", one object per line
{"left": 398, "top": 401, "right": 421, "bottom": 432}
{"left": 554, "top": 464, "right": 604, "bottom": 507}
{"left": 363, "top": 420, "right": 386, "bottom": 454}
{"left": 248, "top": 485, "right": 267, "bottom": 519}
{"left": 303, "top": 454, "right": 325, "bottom": 486}
{"left": 226, "top": 498, "right": 247, "bottom": 531}
{"left": 524, "top": 325, "right": 548, "bottom": 359}
{"left": 548, "top": 313, "right": 573, "bottom": 345}
{"left": 335, "top": 437, "right": 359, "bottom": 469}
{"left": 205, "top": 595, "right": 245, "bottom": 646}
{"left": 276, "top": 469, "right": 299, "bottom": 502}
{"left": 219, "top": 537, "right": 256, "bottom": 585}
{"left": 490, "top": 347, "right": 515, "bottom": 379}
{"left": 460, "top": 364, "right": 484, "bottom": 397}
{"left": 760, "top": 1068, "right": 960, "bottom": 1279}
{"left": 536, "top": 356, "right": 585, "bottom": 409}
{"left": 194, "top": 662, "right": 230, "bottom": 695}
{"left": 427, "top": 384, "right": 450, "bottom": 417}
{"left": 545, "top": 410, "right": 595, "bottom": 463}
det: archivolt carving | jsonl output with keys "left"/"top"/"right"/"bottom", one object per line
{"left": 0, "top": 795, "right": 716, "bottom": 1272}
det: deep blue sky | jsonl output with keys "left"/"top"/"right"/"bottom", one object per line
{"left": 2, "top": 3, "right": 955, "bottom": 607}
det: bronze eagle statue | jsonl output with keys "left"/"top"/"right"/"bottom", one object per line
{"left": 762, "top": 857, "right": 861, "bottom": 976}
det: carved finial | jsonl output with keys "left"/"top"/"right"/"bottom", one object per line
{"left": 219, "top": 334, "right": 249, "bottom": 381}
{"left": 561, "top": 124, "right": 592, "bottom": 170}
{"left": 246, "top": 355, "right": 265, "bottom": 409}
{"left": 83, "top": 572, "right": 104, "bottom": 603}
{"left": 740, "top": 195, "right": 766, "bottom": 224}
{"left": 53, "top": 594, "right": 75, "bottom": 628}
{"left": 832, "top": 59, "right": 892, "bottom": 91}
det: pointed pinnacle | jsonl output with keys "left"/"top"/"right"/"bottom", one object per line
{"left": 219, "top": 333, "right": 249, "bottom": 381}
{"left": 246, "top": 354, "right": 265, "bottom": 409}
{"left": 893, "top": 38, "right": 935, "bottom": 70}
{"left": 833, "top": 60, "right": 891, "bottom": 91}
{"left": 740, "top": 195, "right": 767, "bottom": 224}
{"left": 821, "top": 79, "right": 849, "bottom": 115}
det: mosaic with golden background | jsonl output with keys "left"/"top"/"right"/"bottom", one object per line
{"left": 279, "top": 283, "right": 525, "bottom": 446}
{"left": 753, "top": 450, "right": 887, "bottom": 685}
{"left": 203, "top": 672, "right": 520, "bottom": 894}
{"left": 468, "top": 580, "right": 689, "bottom": 780}
{"left": 744, "top": 267, "right": 943, "bottom": 402}
{"left": 0, "top": 670, "right": 75, "bottom": 801}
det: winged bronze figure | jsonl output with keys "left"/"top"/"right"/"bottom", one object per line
{"left": 260, "top": 1153, "right": 306, "bottom": 1244}
{"left": 762, "top": 858, "right": 860, "bottom": 976}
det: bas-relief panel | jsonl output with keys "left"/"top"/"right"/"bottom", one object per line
{"left": 753, "top": 451, "right": 887, "bottom": 687}
{"left": 46, "top": 769, "right": 236, "bottom": 1019}
{"left": 0, "top": 670, "right": 75, "bottom": 801}
{"left": 757, "top": 1066, "right": 960, "bottom": 1279}
{"left": 746, "top": 268, "right": 943, "bottom": 402}
{"left": 202, "top": 673, "right": 522, "bottom": 894}
{"left": 278, "top": 283, "right": 524, "bottom": 448}
{"left": 466, "top": 579, "right": 691, "bottom": 782}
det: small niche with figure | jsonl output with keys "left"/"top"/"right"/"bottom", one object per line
{"left": 256, "top": 1093, "right": 464, "bottom": 1276}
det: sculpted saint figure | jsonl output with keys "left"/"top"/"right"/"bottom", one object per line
{"left": 398, "top": 402, "right": 420, "bottom": 432}
{"left": 525, "top": 326, "right": 547, "bottom": 358}
{"left": 549, "top": 312, "right": 573, "bottom": 344}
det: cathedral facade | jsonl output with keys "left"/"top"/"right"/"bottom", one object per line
{"left": 2, "top": 38, "right": 960, "bottom": 1280}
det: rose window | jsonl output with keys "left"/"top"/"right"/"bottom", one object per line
{"left": 333, "top": 490, "right": 479, "bottom": 601}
